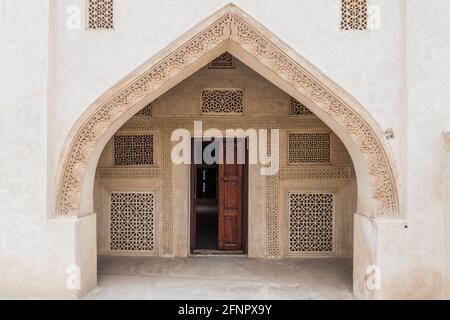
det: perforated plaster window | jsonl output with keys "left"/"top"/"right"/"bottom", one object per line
{"left": 135, "top": 103, "right": 152, "bottom": 117}
{"left": 201, "top": 89, "right": 244, "bottom": 114}
{"left": 87, "top": 0, "right": 114, "bottom": 30}
{"left": 289, "top": 192, "right": 335, "bottom": 254}
{"left": 209, "top": 52, "right": 234, "bottom": 69}
{"left": 290, "top": 98, "right": 313, "bottom": 116}
{"left": 341, "top": 0, "right": 368, "bottom": 30}
{"left": 288, "top": 133, "right": 331, "bottom": 164}
{"left": 114, "top": 134, "right": 154, "bottom": 166}
{"left": 110, "top": 192, "right": 155, "bottom": 252}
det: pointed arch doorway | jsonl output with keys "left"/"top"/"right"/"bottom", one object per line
{"left": 54, "top": 4, "right": 400, "bottom": 299}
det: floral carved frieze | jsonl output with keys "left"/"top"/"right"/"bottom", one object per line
{"left": 57, "top": 7, "right": 399, "bottom": 217}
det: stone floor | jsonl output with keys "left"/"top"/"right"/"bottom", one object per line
{"left": 85, "top": 256, "right": 354, "bottom": 300}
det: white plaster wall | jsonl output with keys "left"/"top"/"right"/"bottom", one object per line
{"left": 353, "top": 0, "right": 450, "bottom": 300}
{"left": 401, "top": 0, "right": 450, "bottom": 299}
{"left": 0, "top": 0, "right": 97, "bottom": 299}
{"left": 444, "top": 133, "right": 450, "bottom": 298}
{"left": 0, "top": 0, "right": 94, "bottom": 299}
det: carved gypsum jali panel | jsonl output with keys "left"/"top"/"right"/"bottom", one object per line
{"left": 201, "top": 89, "right": 244, "bottom": 114}
{"left": 288, "top": 133, "right": 331, "bottom": 164}
{"left": 209, "top": 52, "right": 234, "bottom": 69}
{"left": 110, "top": 192, "right": 156, "bottom": 252}
{"left": 97, "top": 168, "right": 159, "bottom": 180}
{"left": 288, "top": 192, "right": 335, "bottom": 255}
{"left": 58, "top": 9, "right": 398, "bottom": 225}
{"left": 341, "top": 0, "right": 368, "bottom": 31}
{"left": 135, "top": 103, "right": 152, "bottom": 117}
{"left": 290, "top": 98, "right": 313, "bottom": 116}
{"left": 265, "top": 166, "right": 351, "bottom": 258}
{"left": 114, "top": 134, "right": 154, "bottom": 166}
{"left": 87, "top": 0, "right": 114, "bottom": 30}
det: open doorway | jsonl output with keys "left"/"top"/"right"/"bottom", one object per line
{"left": 190, "top": 138, "right": 248, "bottom": 255}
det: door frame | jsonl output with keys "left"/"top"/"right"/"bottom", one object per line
{"left": 189, "top": 137, "right": 249, "bottom": 255}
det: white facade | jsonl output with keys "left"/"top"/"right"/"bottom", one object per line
{"left": 0, "top": 0, "right": 449, "bottom": 299}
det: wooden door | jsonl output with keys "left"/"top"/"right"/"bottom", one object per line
{"left": 218, "top": 139, "right": 244, "bottom": 251}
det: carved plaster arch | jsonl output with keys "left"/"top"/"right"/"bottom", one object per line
{"left": 55, "top": 4, "right": 399, "bottom": 218}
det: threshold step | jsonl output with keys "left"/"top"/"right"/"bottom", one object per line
{"left": 192, "top": 249, "right": 245, "bottom": 256}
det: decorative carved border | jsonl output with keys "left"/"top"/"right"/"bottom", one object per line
{"left": 279, "top": 167, "right": 353, "bottom": 180}
{"left": 118, "top": 117, "right": 326, "bottom": 132}
{"left": 265, "top": 174, "right": 280, "bottom": 258}
{"left": 159, "top": 129, "right": 174, "bottom": 255}
{"left": 57, "top": 6, "right": 399, "bottom": 227}
{"left": 97, "top": 167, "right": 160, "bottom": 180}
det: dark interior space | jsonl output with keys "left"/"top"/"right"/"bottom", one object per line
{"left": 195, "top": 141, "right": 219, "bottom": 250}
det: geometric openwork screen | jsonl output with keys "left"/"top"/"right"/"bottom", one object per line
{"left": 290, "top": 97, "right": 313, "bottom": 116}
{"left": 135, "top": 103, "right": 152, "bottom": 117}
{"left": 110, "top": 192, "right": 155, "bottom": 252}
{"left": 341, "top": 0, "right": 368, "bottom": 31}
{"left": 201, "top": 89, "right": 244, "bottom": 114}
{"left": 288, "top": 133, "right": 331, "bottom": 164}
{"left": 87, "top": 0, "right": 114, "bottom": 30}
{"left": 114, "top": 134, "right": 154, "bottom": 166}
{"left": 209, "top": 52, "right": 235, "bottom": 69}
{"left": 288, "top": 192, "right": 335, "bottom": 255}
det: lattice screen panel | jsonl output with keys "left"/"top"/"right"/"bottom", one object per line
{"left": 290, "top": 98, "right": 313, "bottom": 116}
{"left": 289, "top": 193, "right": 335, "bottom": 254}
{"left": 288, "top": 133, "right": 331, "bottom": 164}
{"left": 114, "top": 134, "right": 154, "bottom": 166}
{"left": 209, "top": 52, "right": 234, "bottom": 69}
{"left": 87, "top": 0, "right": 114, "bottom": 30}
{"left": 201, "top": 89, "right": 244, "bottom": 114}
{"left": 341, "top": 0, "right": 368, "bottom": 30}
{"left": 110, "top": 192, "right": 155, "bottom": 252}
{"left": 135, "top": 103, "right": 152, "bottom": 117}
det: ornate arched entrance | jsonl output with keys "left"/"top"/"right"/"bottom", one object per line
{"left": 54, "top": 4, "right": 400, "bottom": 298}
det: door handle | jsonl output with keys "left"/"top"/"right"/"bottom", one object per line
{"left": 224, "top": 177, "right": 228, "bottom": 182}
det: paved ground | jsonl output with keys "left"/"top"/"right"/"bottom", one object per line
{"left": 85, "top": 256, "right": 354, "bottom": 300}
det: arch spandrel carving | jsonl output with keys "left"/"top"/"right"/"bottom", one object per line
{"left": 56, "top": 5, "right": 399, "bottom": 217}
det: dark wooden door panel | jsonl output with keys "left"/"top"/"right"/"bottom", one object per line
{"left": 225, "top": 164, "right": 238, "bottom": 175}
{"left": 224, "top": 216, "right": 238, "bottom": 245}
{"left": 224, "top": 182, "right": 238, "bottom": 210}
{"left": 219, "top": 139, "right": 244, "bottom": 251}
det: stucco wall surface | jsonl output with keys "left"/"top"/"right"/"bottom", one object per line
{"left": 0, "top": 0, "right": 448, "bottom": 299}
